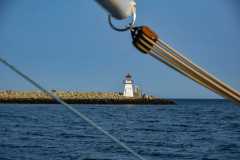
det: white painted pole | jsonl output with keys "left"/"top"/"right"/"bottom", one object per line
{"left": 95, "top": 0, "right": 136, "bottom": 19}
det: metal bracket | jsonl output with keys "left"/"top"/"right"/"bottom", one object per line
{"left": 108, "top": 8, "right": 136, "bottom": 32}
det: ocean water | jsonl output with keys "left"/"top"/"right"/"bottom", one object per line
{"left": 0, "top": 100, "right": 240, "bottom": 160}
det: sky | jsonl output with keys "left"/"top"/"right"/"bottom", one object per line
{"left": 0, "top": 0, "right": 239, "bottom": 99}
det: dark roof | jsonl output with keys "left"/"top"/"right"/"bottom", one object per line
{"left": 125, "top": 73, "right": 132, "bottom": 78}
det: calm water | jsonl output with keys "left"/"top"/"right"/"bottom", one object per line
{"left": 0, "top": 100, "right": 240, "bottom": 160}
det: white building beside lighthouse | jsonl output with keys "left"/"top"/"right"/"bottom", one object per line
{"left": 123, "top": 73, "right": 134, "bottom": 97}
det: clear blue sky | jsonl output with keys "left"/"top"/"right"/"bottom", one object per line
{"left": 0, "top": 0, "right": 239, "bottom": 99}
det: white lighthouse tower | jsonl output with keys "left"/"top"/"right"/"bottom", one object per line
{"left": 123, "top": 73, "right": 134, "bottom": 97}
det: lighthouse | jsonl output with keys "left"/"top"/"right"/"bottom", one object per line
{"left": 123, "top": 73, "right": 134, "bottom": 97}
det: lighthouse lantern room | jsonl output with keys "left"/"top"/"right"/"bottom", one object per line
{"left": 123, "top": 73, "right": 134, "bottom": 97}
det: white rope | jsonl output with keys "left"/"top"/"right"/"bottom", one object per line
{"left": 0, "top": 57, "right": 147, "bottom": 160}
{"left": 156, "top": 40, "right": 240, "bottom": 98}
{"left": 147, "top": 38, "right": 240, "bottom": 105}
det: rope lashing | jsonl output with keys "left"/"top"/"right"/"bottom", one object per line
{"left": 131, "top": 26, "right": 240, "bottom": 105}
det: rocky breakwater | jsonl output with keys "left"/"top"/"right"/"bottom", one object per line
{"left": 0, "top": 90, "right": 175, "bottom": 105}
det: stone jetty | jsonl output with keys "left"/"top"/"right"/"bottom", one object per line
{"left": 0, "top": 90, "right": 175, "bottom": 105}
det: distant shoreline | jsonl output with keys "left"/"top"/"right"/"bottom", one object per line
{"left": 0, "top": 91, "right": 175, "bottom": 105}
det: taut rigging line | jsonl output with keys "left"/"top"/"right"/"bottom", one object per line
{"left": 131, "top": 26, "right": 240, "bottom": 105}
{"left": 0, "top": 57, "right": 147, "bottom": 160}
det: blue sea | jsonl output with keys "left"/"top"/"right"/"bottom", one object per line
{"left": 0, "top": 99, "right": 240, "bottom": 160}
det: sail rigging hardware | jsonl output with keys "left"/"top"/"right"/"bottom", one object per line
{"left": 130, "top": 25, "right": 240, "bottom": 105}
{"left": 96, "top": 0, "right": 137, "bottom": 32}
{"left": 131, "top": 26, "right": 158, "bottom": 53}
{"left": 108, "top": 6, "right": 136, "bottom": 32}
